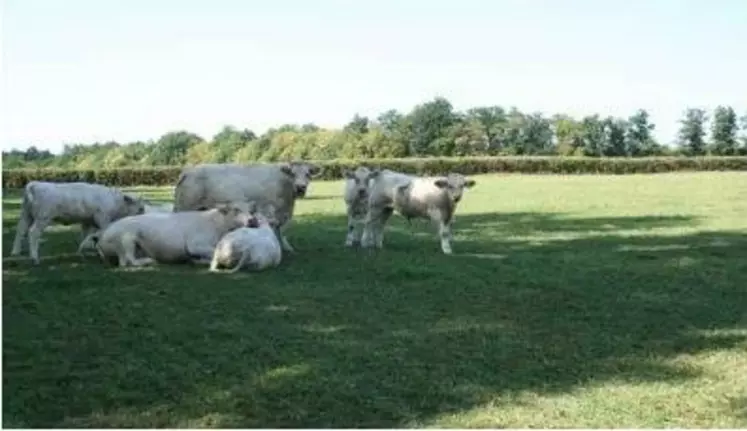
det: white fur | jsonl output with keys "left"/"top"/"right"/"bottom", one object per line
{"left": 92, "top": 202, "right": 257, "bottom": 267}
{"left": 360, "top": 170, "right": 476, "bottom": 254}
{"left": 10, "top": 181, "right": 145, "bottom": 264}
{"left": 342, "top": 166, "right": 381, "bottom": 247}
{"left": 209, "top": 210, "right": 282, "bottom": 273}
{"left": 172, "top": 162, "right": 321, "bottom": 253}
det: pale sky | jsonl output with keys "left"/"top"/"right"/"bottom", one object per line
{"left": 2, "top": 0, "right": 746, "bottom": 153}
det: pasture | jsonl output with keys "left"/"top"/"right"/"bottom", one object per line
{"left": 2, "top": 172, "right": 747, "bottom": 428}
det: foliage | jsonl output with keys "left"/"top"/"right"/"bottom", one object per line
{"left": 4, "top": 99, "right": 747, "bottom": 171}
{"left": 3, "top": 156, "right": 747, "bottom": 189}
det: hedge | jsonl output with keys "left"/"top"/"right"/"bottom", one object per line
{"left": 3, "top": 156, "right": 746, "bottom": 189}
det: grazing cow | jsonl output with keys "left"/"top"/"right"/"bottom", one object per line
{"left": 172, "top": 161, "right": 321, "bottom": 252}
{"left": 342, "top": 166, "right": 381, "bottom": 247}
{"left": 10, "top": 181, "right": 146, "bottom": 264}
{"left": 209, "top": 203, "right": 283, "bottom": 273}
{"left": 91, "top": 202, "right": 257, "bottom": 267}
{"left": 361, "top": 170, "right": 476, "bottom": 254}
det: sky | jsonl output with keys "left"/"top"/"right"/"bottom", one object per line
{"left": 2, "top": 0, "right": 746, "bottom": 153}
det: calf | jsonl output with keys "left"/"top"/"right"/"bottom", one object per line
{"left": 10, "top": 181, "right": 145, "bottom": 264}
{"left": 92, "top": 202, "right": 257, "bottom": 267}
{"left": 342, "top": 166, "right": 381, "bottom": 247}
{"left": 209, "top": 203, "right": 283, "bottom": 273}
{"left": 361, "top": 170, "right": 476, "bottom": 254}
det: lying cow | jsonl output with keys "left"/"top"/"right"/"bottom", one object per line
{"left": 172, "top": 161, "right": 321, "bottom": 252}
{"left": 209, "top": 203, "right": 283, "bottom": 273}
{"left": 343, "top": 166, "right": 381, "bottom": 247}
{"left": 77, "top": 200, "right": 175, "bottom": 254}
{"left": 90, "top": 201, "right": 257, "bottom": 267}
{"left": 360, "top": 170, "right": 476, "bottom": 254}
{"left": 9, "top": 181, "right": 146, "bottom": 264}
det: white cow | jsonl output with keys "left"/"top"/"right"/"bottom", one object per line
{"left": 209, "top": 203, "right": 283, "bottom": 273}
{"left": 77, "top": 200, "right": 175, "bottom": 254}
{"left": 9, "top": 181, "right": 146, "bottom": 264}
{"left": 342, "top": 166, "right": 381, "bottom": 247}
{"left": 91, "top": 202, "right": 257, "bottom": 267}
{"left": 361, "top": 170, "right": 476, "bottom": 254}
{"left": 172, "top": 161, "right": 321, "bottom": 252}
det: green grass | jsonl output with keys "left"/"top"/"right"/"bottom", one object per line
{"left": 3, "top": 172, "right": 747, "bottom": 428}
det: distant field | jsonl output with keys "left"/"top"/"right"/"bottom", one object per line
{"left": 3, "top": 172, "right": 747, "bottom": 428}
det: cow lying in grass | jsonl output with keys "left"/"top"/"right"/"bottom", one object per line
{"left": 209, "top": 203, "right": 283, "bottom": 273}
{"left": 89, "top": 202, "right": 257, "bottom": 267}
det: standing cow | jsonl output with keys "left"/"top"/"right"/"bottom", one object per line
{"left": 9, "top": 181, "right": 146, "bottom": 264}
{"left": 342, "top": 166, "right": 380, "bottom": 247}
{"left": 172, "top": 161, "right": 321, "bottom": 252}
{"left": 360, "top": 170, "right": 476, "bottom": 254}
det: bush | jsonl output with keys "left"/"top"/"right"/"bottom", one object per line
{"left": 3, "top": 156, "right": 746, "bottom": 189}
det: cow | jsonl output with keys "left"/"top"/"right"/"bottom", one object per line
{"left": 9, "top": 181, "right": 146, "bottom": 264}
{"left": 209, "top": 203, "right": 283, "bottom": 273}
{"left": 77, "top": 200, "right": 175, "bottom": 254}
{"left": 172, "top": 161, "right": 321, "bottom": 252}
{"left": 360, "top": 170, "right": 476, "bottom": 254}
{"left": 342, "top": 166, "right": 381, "bottom": 247}
{"left": 90, "top": 201, "right": 258, "bottom": 267}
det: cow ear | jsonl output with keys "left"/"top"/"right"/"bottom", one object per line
{"left": 368, "top": 169, "right": 381, "bottom": 179}
{"left": 343, "top": 170, "right": 355, "bottom": 179}
{"left": 279, "top": 163, "right": 294, "bottom": 177}
{"left": 464, "top": 179, "right": 476, "bottom": 188}
{"left": 434, "top": 179, "right": 449, "bottom": 189}
{"left": 309, "top": 164, "right": 322, "bottom": 178}
{"left": 123, "top": 194, "right": 136, "bottom": 204}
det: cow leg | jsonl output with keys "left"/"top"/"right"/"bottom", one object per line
{"left": 373, "top": 207, "right": 393, "bottom": 248}
{"left": 362, "top": 206, "right": 392, "bottom": 249}
{"left": 78, "top": 223, "right": 97, "bottom": 256}
{"left": 28, "top": 218, "right": 51, "bottom": 265}
{"left": 344, "top": 208, "right": 364, "bottom": 247}
{"left": 430, "top": 209, "right": 454, "bottom": 255}
{"left": 10, "top": 206, "right": 32, "bottom": 256}
{"left": 121, "top": 232, "right": 154, "bottom": 267}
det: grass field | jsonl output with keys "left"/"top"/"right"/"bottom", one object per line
{"left": 3, "top": 172, "right": 747, "bottom": 428}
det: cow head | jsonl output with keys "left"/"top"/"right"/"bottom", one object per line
{"left": 280, "top": 161, "right": 323, "bottom": 198}
{"left": 344, "top": 166, "right": 380, "bottom": 200}
{"left": 433, "top": 173, "right": 476, "bottom": 204}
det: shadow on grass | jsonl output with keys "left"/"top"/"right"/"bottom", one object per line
{"left": 2, "top": 211, "right": 746, "bottom": 427}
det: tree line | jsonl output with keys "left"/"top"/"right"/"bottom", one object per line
{"left": 4, "top": 98, "right": 747, "bottom": 170}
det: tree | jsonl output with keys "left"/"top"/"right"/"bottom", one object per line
{"left": 407, "top": 97, "right": 458, "bottom": 156}
{"left": 677, "top": 108, "right": 708, "bottom": 156}
{"left": 343, "top": 114, "right": 370, "bottom": 135}
{"left": 709, "top": 105, "right": 739, "bottom": 155}
{"left": 150, "top": 131, "right": 204, "bottom": 166}
{"left": 602, "top": 117, "right": 628, "bottom": 156}
{"left": 626, "top": 109, "right": 658, "bottom": 156}
{"left": 580, "top": 115, "right": 606, "bottom": 156}
{"left": 552, "top": 114, "right": 584, "bottom": 156}
{"left": 465, "top": 106, "right": 507, "bottom": 154}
